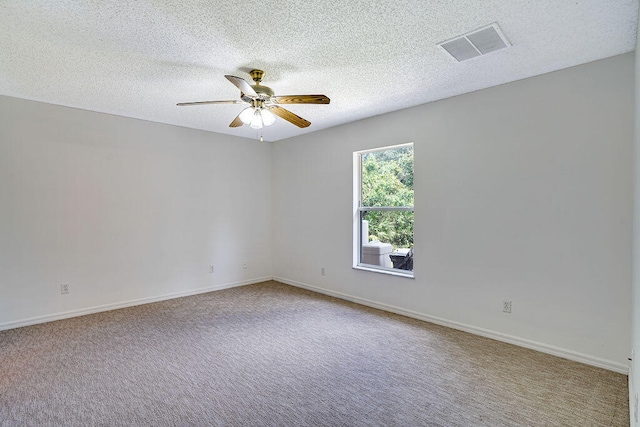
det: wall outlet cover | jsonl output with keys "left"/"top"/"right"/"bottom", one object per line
{"left": 502, "top": 300, "right": 512, "bottom": 313}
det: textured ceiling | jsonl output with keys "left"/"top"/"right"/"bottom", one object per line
{"left": 0, "top": 0, "right": 638, "bottom": 142}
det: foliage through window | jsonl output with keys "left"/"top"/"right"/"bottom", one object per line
{"left": 355, "top": 143, "right": 414, "bottom": 276}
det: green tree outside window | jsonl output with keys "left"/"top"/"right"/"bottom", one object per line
{"left": 361, "top": 146, "right": 414, "bottom": 250}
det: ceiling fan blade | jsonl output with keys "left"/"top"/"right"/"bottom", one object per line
{"left": 225, "top": 75, "right": 258, "bottom": 97}
{"left": 269, "top": 106, "right": 311, "bottom": 128}
{"left": 273, "top": 95, "right": 330, "bottom": 104}
{"left": 177, "top": 100, "right": 244, "bottom": 106}
{"left": 229, "top": 114, "right": 244, "bottom": 127}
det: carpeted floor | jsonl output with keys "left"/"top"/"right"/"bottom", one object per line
{"left": 0, "top": 281, "right": 629, "bottom": 426}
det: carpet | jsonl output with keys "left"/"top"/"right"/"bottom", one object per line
{"left": 0, "top": 281, "right": 629, "bottom": 426}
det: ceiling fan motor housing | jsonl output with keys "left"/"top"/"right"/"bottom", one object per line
{"left": 242, "top": 84, "right": 274, "bottom": 103}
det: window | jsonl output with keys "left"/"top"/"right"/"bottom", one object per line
{"left": 353, "top": 143, "right": 414, "bottom": 277}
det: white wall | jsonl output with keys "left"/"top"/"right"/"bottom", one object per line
{"left": 631, "top": 7, "right": 640, "bottom": 425}
{"left": 273, "top": 53, "right": 634, "bottom": 372}
{"left": 0, "top": 96, "right": 272, "bottom": 328}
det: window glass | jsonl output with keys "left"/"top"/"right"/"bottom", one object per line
{"left": 355, "top": 144, "right": 414, "bottom": 276}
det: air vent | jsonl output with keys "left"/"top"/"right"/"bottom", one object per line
{"left": 438, "top": 23, "right": 510, "bottom": 62}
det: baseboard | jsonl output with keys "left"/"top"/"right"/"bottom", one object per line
{"left": 274, "top": 276, "right": 629, "bottom": 375}
{"left": 0, "top": 276, "right": 273, "bottom": 332}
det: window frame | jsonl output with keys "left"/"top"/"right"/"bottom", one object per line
{"left": 353, "top": 143, "right": 414, "bottom": 278}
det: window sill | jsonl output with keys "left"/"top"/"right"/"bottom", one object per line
{"left": 353, "top": 264, "right": 414, "bottom": 279}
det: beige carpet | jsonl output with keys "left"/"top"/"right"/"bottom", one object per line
{"left": 0, "top": 281, "right": 629, "bottom": 426}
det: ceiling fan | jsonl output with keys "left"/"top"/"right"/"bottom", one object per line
{"left": 177, "top": 69, "right": 330, "bottom": 130}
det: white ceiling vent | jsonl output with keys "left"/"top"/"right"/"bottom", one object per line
{"left": 438, "top": 23, "right": 510, "bottom": 62}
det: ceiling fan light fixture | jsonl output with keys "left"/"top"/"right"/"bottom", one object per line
{"left": 261, "top": 108, "right": 276, "bottom": 126}
{"left": 250, "top": 109, "right": 264, "bottom": 129}
{"left": 239, "top": 107, "right": 255, "bottom": 124}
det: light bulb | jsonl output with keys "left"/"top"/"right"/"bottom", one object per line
{"left": 239, "top": 107, "right": 254, "bottom": 125}
{"left": 250, "top": 109, "right": 263, "bottom": 129}
{"left": 261, "top": 108, "right": 276, "bottom": 126}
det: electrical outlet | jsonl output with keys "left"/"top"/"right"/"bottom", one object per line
{"left": 242, "top": 261, "right": 248, "bottom": 270}
{"left": 61, "top": 283, "right": 69, "bottom": 295}
{"left": 209, "top": 265, "right": 215, "bottom": 273}
{"left": 321, "top": 267, "right": 325, "bottom": 276}
{"left": 502, "top": 300, "right": 511, "bottom": 313}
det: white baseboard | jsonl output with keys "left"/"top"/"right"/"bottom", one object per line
{"left": 0, "top": 276, "right": 273, "bottom": 332}
{"left": 274, "top": 276, "right": 629, "bottom": 375}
